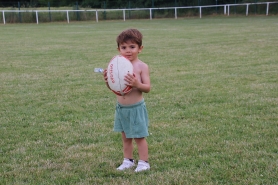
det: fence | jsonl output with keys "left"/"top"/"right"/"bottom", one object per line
{"left": 1, "top": 2, "right": 278, "bottom": 24}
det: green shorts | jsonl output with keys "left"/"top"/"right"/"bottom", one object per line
{"left": 114, "top": 99, "right": 149, "bottom": 138}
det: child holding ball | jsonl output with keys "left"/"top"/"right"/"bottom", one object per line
{"left": 103, "top": 29, "right": 151, "bottom": 172}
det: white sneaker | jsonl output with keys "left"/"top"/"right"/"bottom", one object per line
{"left": 135, "top": 160, "right": 150, "bottom": 172}
{"left": 117, "top": 158, "right": 135, "bottom": 171}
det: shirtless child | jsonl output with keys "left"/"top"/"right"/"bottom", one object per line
{"left": 103, "top": 28, "right": 151, "bottom": 172}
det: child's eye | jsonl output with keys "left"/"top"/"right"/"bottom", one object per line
{"left": 121, "top": 46, "right": 126, "bottom": 50}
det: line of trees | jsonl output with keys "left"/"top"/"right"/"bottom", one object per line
{"left": 0, "top": 0, "right": 274, "bottom": 8}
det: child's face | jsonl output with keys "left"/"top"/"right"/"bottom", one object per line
{"left": 118, "top": 41, "right": 143, "bottom": 62}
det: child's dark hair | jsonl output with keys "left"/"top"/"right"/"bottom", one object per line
{"left": 116, "top": 29, "right": 143, "bottom": 48}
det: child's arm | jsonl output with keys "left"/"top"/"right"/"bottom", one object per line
{"left": 125, "top": 63, "right": 151, "bottom": 93}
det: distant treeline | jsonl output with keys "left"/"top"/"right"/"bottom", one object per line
{"left": 1, "top": 0, "right": 275, "bottom": 8}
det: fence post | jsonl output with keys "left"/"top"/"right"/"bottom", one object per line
{"left": 36, "top": 11, "right": 39, "bottom": 24}
{"left": 175, "top": 8, "right": 177, "bottom": 19}
{"left": 228, "top": 5, "right": 230, "bottom": 16}
{"left": 199, "top": 7, "right": 202, "bottom": 18}
{"left": 96, "top": 10, "right": 98, "bottom": 22}
{"left": 266, "top": 2, "right": 269, "bottom": 15}
{"left": 149, "top": 9, "right": 152, "bottom": 20}
{"left": 67, "top": 11, "right": 69, "bottom": 23}
{"left": 123, "top": 10, "right": 125, "bottom": 21}
{"left": 246, "top": 4, "right": 249, "bottom": 16}
{"left": 2, "top": 11, "right": 5, "bottom": 24}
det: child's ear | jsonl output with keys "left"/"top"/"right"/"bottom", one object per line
{"left": 139, "top": 45, "right": 144, "bottom": 53}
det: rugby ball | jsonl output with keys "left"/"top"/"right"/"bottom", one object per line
{"left": 107, "top": 55, "right": 133, "bottom": 96}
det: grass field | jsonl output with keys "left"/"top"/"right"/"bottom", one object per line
{"left": 0, "top": 17, "right": 277, "bottom": 184}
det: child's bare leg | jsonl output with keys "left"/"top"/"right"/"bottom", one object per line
{"left": 134, "top": 138, "right": 148, "bottom": 161}
{"left": 121, "top": 132, "right": 133, "bottom": 159}
{"left": 116, "top": 132, "right": 135, "bottom": 171}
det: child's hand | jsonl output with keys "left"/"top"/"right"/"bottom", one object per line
{"left": 103, "top": 69, "right": 108, "bottom": 82}
{"left": 103, "top": 69, "right": 111, "bottom": 90}
{"left": 125, "top": 73, "right": 138, "bottom": 88}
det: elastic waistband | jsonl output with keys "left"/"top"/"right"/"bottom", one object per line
{"left": 117, "top": 99, "right": 145, "bottom": 108}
